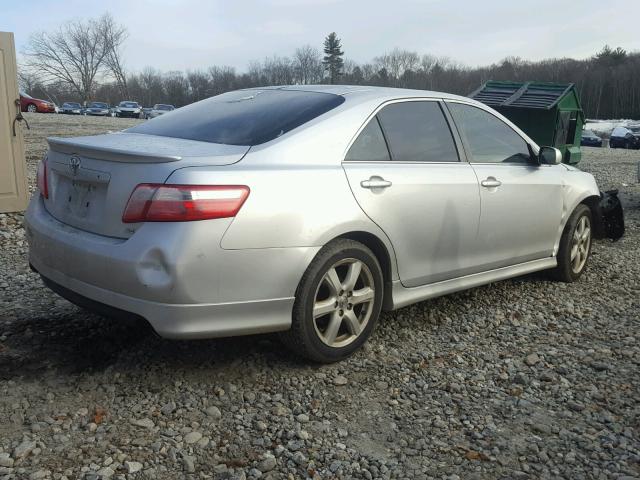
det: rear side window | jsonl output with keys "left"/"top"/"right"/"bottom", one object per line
{"left": 127, "top": 89, "right": 345, "bottom": 146}
{"left": 448, "top": 103, "right": 531, "bottom": 164}
{"left": 345, "top": 118, "right": 390, "bottom": 161}
{"left": 377, "top": 101, "right": 459, "bottom": 162}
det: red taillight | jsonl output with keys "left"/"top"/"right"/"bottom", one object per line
{"left": 122, "top": 184, "right": 250, "bottom": 223}
{"left": 36, "top": 157, "right": 48, "bottom": 198}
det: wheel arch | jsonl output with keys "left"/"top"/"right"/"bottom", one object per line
{"left": 580, "top": 194, "right": 605, "bottom": 239}
{"left": 334, "top": 230, "right": 396, "bottom": 310}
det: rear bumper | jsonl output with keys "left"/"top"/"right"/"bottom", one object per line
{"left": 33, "top": 265, "right": 295, "bottom": 339}
{"left": 25, "top": 196, "right": 319, "bottom": 338}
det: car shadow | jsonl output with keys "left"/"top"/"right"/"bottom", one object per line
{"left": 0, "top": 306, "right": 304, "bottom": 382}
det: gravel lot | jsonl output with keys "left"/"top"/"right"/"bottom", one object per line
{"left": 1, "top": 113, "right": 638, "bottom": 480}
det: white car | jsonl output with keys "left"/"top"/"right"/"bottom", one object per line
{"left": 25, "top": 86, "right": 624, "bottom": 363}
{"left": 149, "top": 104, "right": 175, "bottom": 119}
{"left": 116, "top": 101, "right": 142, "bottom": 118}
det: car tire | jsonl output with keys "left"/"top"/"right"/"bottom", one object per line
{"left": 26, "top": 104, "right": 37, "bottom": 113}
{"left": 280, "top": 239, "right": 384, "bottom": 363}
{"left": 551, "top": 204, "right": 592, "bottom": 283}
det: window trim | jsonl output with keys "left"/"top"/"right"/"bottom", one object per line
{"left": 342, "top": 98, "right": 464, "bottom": 165}
{"left": 443, "top": 99, "right": 540, "bottom": 167}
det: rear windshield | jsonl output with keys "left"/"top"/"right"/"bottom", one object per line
{"left": 611, "top": 127, "right": 629, "bottom": 136}
{"left": 126, "top": 89, "right": 345, "bottom": 146}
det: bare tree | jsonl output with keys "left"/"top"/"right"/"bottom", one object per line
{"left": 17, "top": 70, "right": 41, "bottom": 93}
{"left": 187, "top": 70, "right": 210, "bottom": 102}
{"left": 374, "top": 48, "right": 420, "bottom": 85}
{"left": 208, "top": 66, "right": 237, "bottom": 95}
{"left": 101, "top": 13, "right": 129, "bottom": 98}
{"left": 293, "top": 45, "right": 323, "bottom": 84}
{"left": 22, "top": 13, "right": 127, "bottom": 101}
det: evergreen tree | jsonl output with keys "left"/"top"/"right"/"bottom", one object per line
{"left": 323, "top": 32, "right": 344, "bottom": 84}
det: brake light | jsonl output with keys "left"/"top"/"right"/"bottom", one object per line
{"left": 122, "top": 184, "right": 250, "bottom": 223}
{"left": 36, "top": 156, "right": 48, "bottom": 198}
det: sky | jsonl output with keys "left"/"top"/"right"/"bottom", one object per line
{"left": 2, "top": 0, "right": 639, "bottom": 73}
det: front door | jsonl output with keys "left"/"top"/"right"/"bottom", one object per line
{"left": 446, "top": 101, "right": 563, "bottom": 270}
{"left": 342, "top": 100, "right": 481, "bottom": 288}
{"left": 0, "top": 31, "right": 28, "bottom": 213}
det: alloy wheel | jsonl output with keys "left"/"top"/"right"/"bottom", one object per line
{"left": 570, "top": 215, "right": 591, "bottom": 273}
{"left": 312, "top": 258, "right": 375, "bottom": 348}
{"left": 27, "top": 104, "right": 37, "bottom": 113}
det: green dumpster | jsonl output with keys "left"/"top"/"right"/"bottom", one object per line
{"left": 469, "top": 81, "right": 585, "bottom": 165}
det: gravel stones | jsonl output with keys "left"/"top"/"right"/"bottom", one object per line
{"left": 130, "top": 417, "right": 155, "bottom": 429}
{"left": 205, "top": 405, "right": 222, "bottom": 418}
{"left": 0, "top": 116, "right": 638, "bottom": 479}
{"left": 184, "top": 431, "right": 202, "bottom": 444}
{"left": 333, "top": 375, "right": 348, "bottom": 386}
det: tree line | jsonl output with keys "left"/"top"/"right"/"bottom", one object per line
{"left": 19, "top": 14, "right": 640, "bottom": 119}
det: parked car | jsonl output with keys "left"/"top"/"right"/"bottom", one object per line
{"left": 20, "top": 92, "right": 55, "bottom": 113}
{"left": 148, "top": 104, "right": 175, "bottom": 119}
{"left": 85, "top": 102, "right": 111, "bottom": 116}
{"left": 580, "top": 130, "right": 602, "bottom": 147}
{"left": 60, "top": 102, "right": 83, "bottom": 115}
{"left": 116, "top": 101, "right": 142, "bottom": 118}
{"left": 609, "top": 126, "right": 640, "bottom": 149}
{"left": 141, "top": 107, "right": 153, "bottom": 119}
{"left": 25, "top": 86, "right": 623, "bottom": 363}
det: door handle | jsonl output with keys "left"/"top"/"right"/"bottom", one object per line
{"left": 360, "top": 177, "right": 392, "bottom": 189}
{"left": 481, "top": 177, "right": 502, "bottom": 188}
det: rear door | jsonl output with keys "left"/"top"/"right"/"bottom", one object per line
{"left": 446, "top": 101, "right": 564, "bottom": 270}
{"left": 342, "top": 99, "right": 481, "bottom": 287}
{"left": 0, "top": 32, "right": 28, "bottom": 213}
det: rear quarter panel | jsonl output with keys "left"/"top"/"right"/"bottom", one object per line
{"left": 164, "top": 106, "right": 400, "bottom": 280}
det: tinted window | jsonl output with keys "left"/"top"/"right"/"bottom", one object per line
{"left": 345, "top": 118, "right": 390, "bottom": 161}
{"left": 376, "top": 101, "right": 458, "bottom": 162}
{"left": 127, "top": 89, "right": 345, "bottom": 146}
{"left": 448, "top": 103, "right": 531, "bottom": 164}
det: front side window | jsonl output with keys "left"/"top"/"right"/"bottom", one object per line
{"left": 376, "top": 101, "right": 459, "bottom": 162}
{"left": 448, "top": 103, "right": 531, "bottom": 164}
{"left": 345, "top": 117, "right": 390, "bottom": 161}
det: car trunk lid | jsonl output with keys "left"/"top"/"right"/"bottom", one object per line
{"left": 44, "top": 133, "right": 249, "bottom": 239}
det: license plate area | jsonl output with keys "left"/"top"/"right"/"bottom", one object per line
{"left": 47, "top": 160, "right": 111, "bottom": 225}
{"left": 65, "top": 179, "right": 96, "bottom": 218}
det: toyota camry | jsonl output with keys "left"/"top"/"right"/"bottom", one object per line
{"left": 25, "top": 86, "right": 622, "bottom": 362}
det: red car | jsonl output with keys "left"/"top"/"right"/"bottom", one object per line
{"left": 20, "top": 92, "right": 56, "bottom": 113}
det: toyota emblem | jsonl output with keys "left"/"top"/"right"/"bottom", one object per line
{"left": 69, "top": 156, "right": 81, "bottom": 176}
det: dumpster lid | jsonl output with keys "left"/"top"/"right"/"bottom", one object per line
{"left": 470, "top": 81, "right": 576, "bottom": 110}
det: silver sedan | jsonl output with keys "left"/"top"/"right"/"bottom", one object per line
{"left": 25, "top": 86, "right": 617, "bottom": 363}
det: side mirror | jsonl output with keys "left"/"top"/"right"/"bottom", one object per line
{"left": 538, "top": 146, "right": 562, "bottom": 165}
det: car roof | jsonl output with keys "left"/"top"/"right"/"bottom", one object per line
{"left": 244, "top": 84, "right": 479, "bottom": 106}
